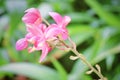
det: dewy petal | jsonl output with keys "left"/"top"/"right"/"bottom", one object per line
{"left": 16, "top": 38, "right": 28, "bottom": 50}
{"left": 49, "top": 12, "right": 63, "bottom": 24}
{"left": 39, "top": 44, "right": 52, "bottom": 62}
{"left": 22, "top": 8, "right": 42, "bottom": 25}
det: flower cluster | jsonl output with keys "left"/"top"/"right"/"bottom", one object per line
{"left": 16, "top": 8, "right": 71, "bottom": 62}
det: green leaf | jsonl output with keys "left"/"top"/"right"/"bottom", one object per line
{"left": 0, "top": 15, "right": 9, "bottom": 42}
{"left": 68, "top": 24, "right": 96, "bottom": 45}
{"left": 51, "top": 58, "right": 68, "bottom": 80}
{"left": 68, "top": 60, "right": 88, "bottom": 80}
{"left": 106, "top": 55, "right": 115, "bottom": 70}
{"left": 68, "top": 12, "right": 95, "bottom": 23}
{"left": 113, "top": 65, "right": 120, "bottom": 80}
{"left": 5, "top": 0, "right": 27, "bottom": 35}
{"left": 0, "top": 49, "right": 9, "bottom": 65}
{"left": 92, "top": 44, "right": 120, "bottom": 64}
{"left": 85, "top": 0, "right": 120, "bottom": 27}
{"left": 0, "top": 63, "right": 60, "bottom": 80}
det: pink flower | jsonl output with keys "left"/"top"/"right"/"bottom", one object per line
{"left": 16, "top": 8, "right": 71, "bottom": 62}
{"left": 22, "top": 8, "right": 42, "bottom": 25}
{"left": 49, "top": 12, "right": 71, "bottom": 40}
{"left": 29, "top": 24, "right": 53, "bottom": 62}
{"left": 17, "top": 23, "right": 52, "bottom": 62}
{"left": 49, "top": 12, "right": 71, "bottom": 29}
{"left": 45, "top": 24, "right": 68, "bottom": 40}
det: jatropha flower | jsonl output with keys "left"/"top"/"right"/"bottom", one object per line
{"left": 16, "top": 8, "right": 71, "bottom": 62}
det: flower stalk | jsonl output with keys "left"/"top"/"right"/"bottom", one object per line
{"left": 71, "top": 48, "right": 106, "bottom": 80}
{"left": 62, "top": 38, "right": 107, "bottom": 80}
{"left": 42, "top": 18, "right": 50, "bottom": 26}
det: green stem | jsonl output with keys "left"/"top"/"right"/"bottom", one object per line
{"left": 71, "top": 48, "right": 106, "bottom": 80}
{"left": 60, "top": 39, "right": 106, "bottom": 80}
{"left": 42, "top": 18, "right": 50, "bottom": 26}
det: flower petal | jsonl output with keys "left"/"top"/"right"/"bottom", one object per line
{"left": 25, "top": 33, "right": 33, "bottom": 39}
{"left": 39, "top": 44, "right": 51, "bottom": 62}
{"left": 16, "top": 38, "right": 28, "bottom": 50}
{"left": 26, "top": 25, "right": 42, "bottom": 36}
{"left": 61, "top": 16, "right": 71, "bottom": 28}
{"left": 49, "top": 12, "right": 71, "bottom": 29}
{"left": 45, "top": 24, "right": 68, "bottom": 40}
{"left": 25, "top": 8, "right": 40, "bottom": 15}
{"left": 34, "top": 38, "right": 45, "bottom": 50}
{"left": 22, "top": 8, "right": 42, "bottom": 25}
{"left": 49, "top": 12, "right": 62, "bottom": 24}
{"left": 26, "top": 24, "right": 46, "bottom": 36}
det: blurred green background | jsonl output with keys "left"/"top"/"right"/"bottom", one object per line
{"left": 0, "top": 0, "right": 120, "bottom": 80}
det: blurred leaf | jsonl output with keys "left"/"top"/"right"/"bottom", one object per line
{"left": 104, "top": 5, "right": 120, "bottom": 13}
{"left": 0, "top": 15, "right": 9, "bottom": 42}
{"left": 5, "top": 0, "right": 27, "bottom": 35}
{"left": 85, "top": 0, "right": 120, "bottom": 27}
{"left": 68, "top": 60, "right": 88, "bottom": 80}
{"left": 106, "top": 55, "right": 115, "bottom": 70}
{"left": 51, "top": 58, "right": 67, "bottom": 80}
{"left": 68, "top": 24, "right": 96, "bottom": 44}
{"left": 92, "top": 27, "right": 120, "bottom": 63}
{"left": 8, "top": 12, "right": 22, "bottom": 35}
{"left": 46, "top": 0, "right": 73, "bottom": 13}
{"left": 68, "top": 12, "right": 95, "bottom": 23}
{"left": 4, "top": 41, "right": 20, "bottom": 62}
{"left": 0, "top": 63, "right": 60, "bottom": 80}
{"left": 113, "top": 64, "right": 120, "bottom": 80}
{"left": 38, "top": 2, "right": 53, "bottom": 18}
{"left": 92, "top": 44, "right": 120, "bottom": 64}
{"left": 5, "top": 0, "right": 27, "bottom": 13}
{"left": 0, "top": 49, "right": 9, "bottom": 65}
{"left": 88, "top": 27, "right": 115, "bottom": 59}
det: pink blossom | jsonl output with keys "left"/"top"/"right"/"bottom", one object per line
{"left": 16, "top": 38, "right": 28, "bottom": 50}
{"left": 49, "top": 12, "right": 71, "bottom": 29}
{"left": 39, "top": 42, "right": 52, "bottom": 62}
{"left": 49, "top": 12, "right": 71, "bottom": 40}
{"left": 45, "top": 24, "right": 68, "bottom": 40}
{"left": 16, "top": 8, "right": 71, "bottom": 62}
{"left": 22, "top": 8, "right": 42, "bottom": 25}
